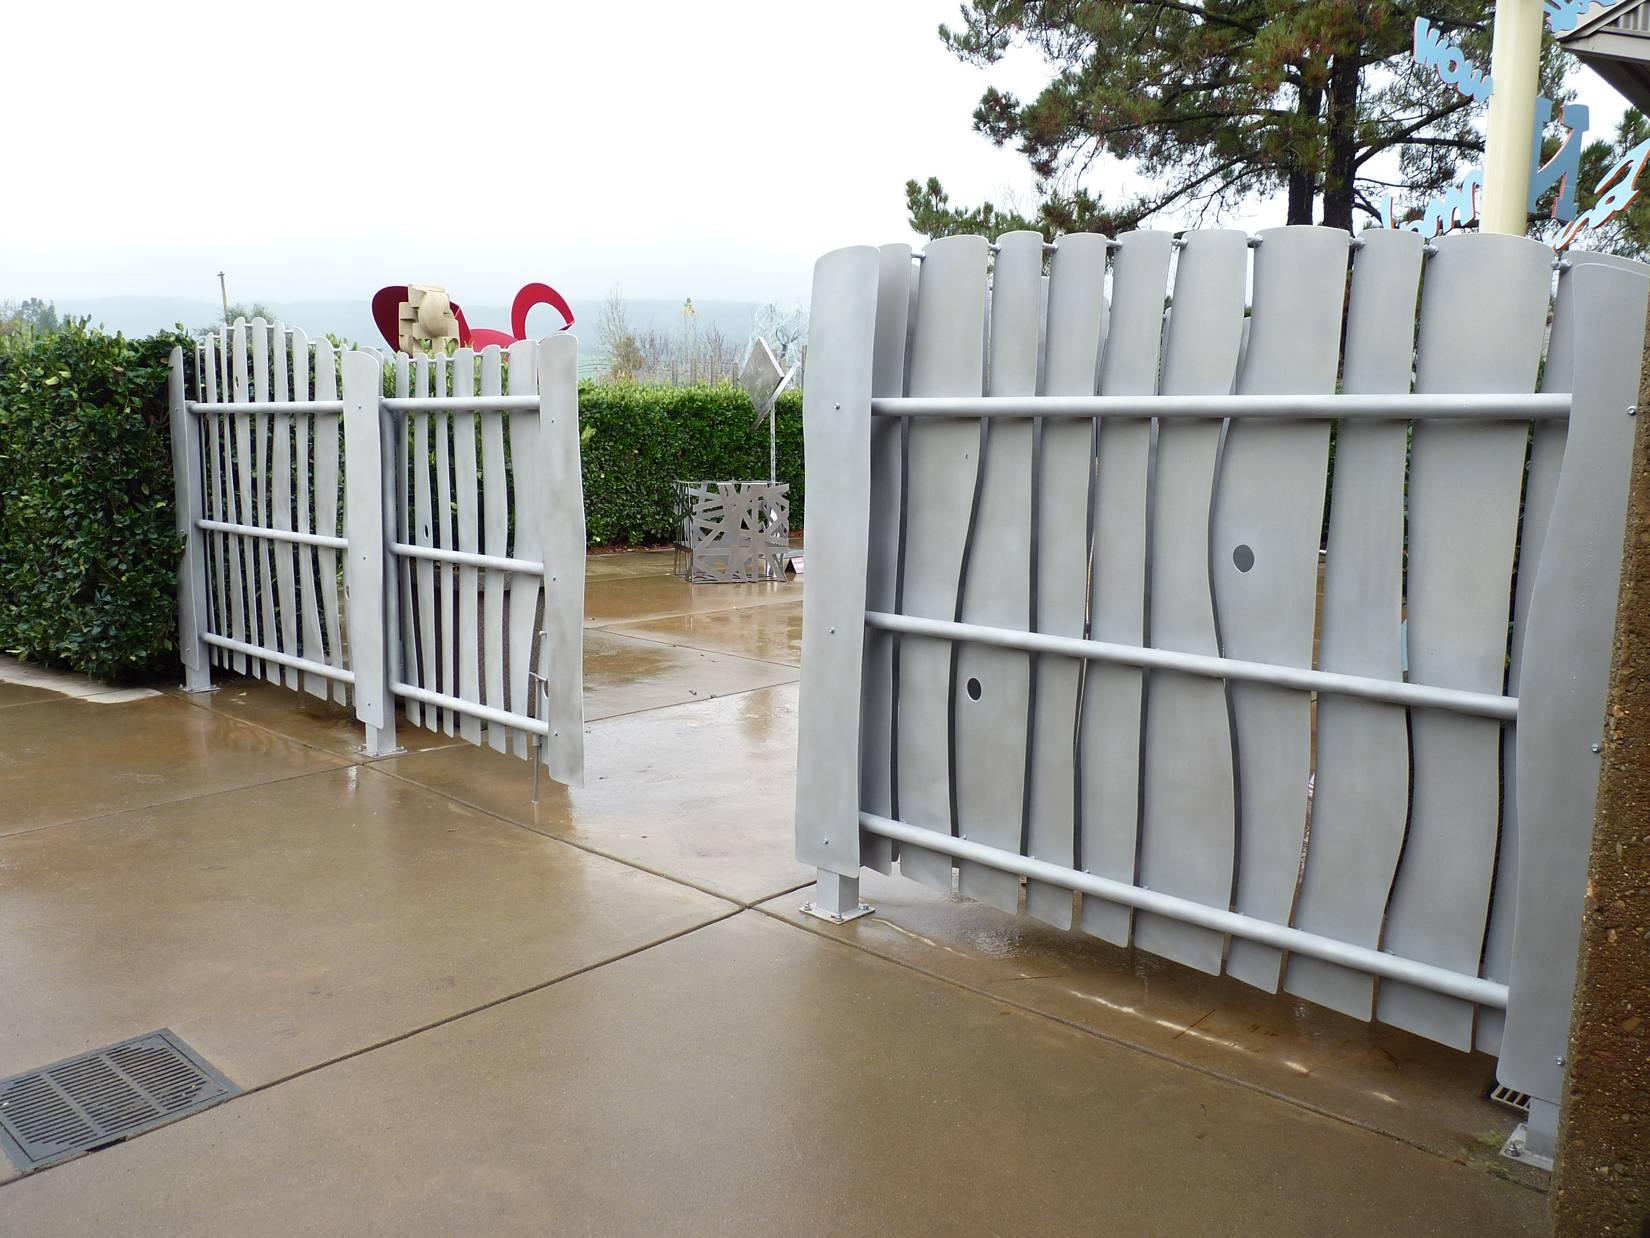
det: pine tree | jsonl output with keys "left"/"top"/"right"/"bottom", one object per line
{"left": 914, "top": 1, "right": 1575, "bottom": 235}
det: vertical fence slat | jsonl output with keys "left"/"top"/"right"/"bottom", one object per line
{"left": 796, "top": 247, "right": 882, "bottom": 877}
{"left": 896, "top": 234, "right": 990, "bottom": 894}
{"left": 169, "top": 348, "right": 211, "bottom": 691}
{"left": 392, "top": 354, "right": 420, "bottom": 729}
{"left": 313, "top": 339, "right": 347, "bottom": 704}
{"left": 435, "top": 351, "right": 457, "bottom": 734}
{"left": 532, "top": 334, "right": 587, "bottom": 785}
{"left": 290, "top": 330, "right": 326, "bottom": 699}
{"left": 1285, "top": 228, "right": 1423, "bottom": 1021}
{"left": 202, "top": 333, "right": 229, "bottom": 669}
{"left": 954, "top": 230, "right": 1042, "bottom": 915}
{"left": 480, "top": 346, "right": 509, "bottom": 753}
{"left": 1213, "top": 226, "right": 1347, "bottom": 992}
{"left": 413, "top": 355, "right": 440, "bottom": 734}
{"left": 230, "top": 320, "right": 255, "bottom": 676}
{"left": 859, "top": 244, "right": 915, "bottom": 876}
{"left": 1479, "top": 260, "right": 1580, "bottom": 1053}
{"left": 1025, "top": 231, "right": 1109, "bottom": 931}
{"left": 195, "top": 339, "right": 213, "bottom": 667}
{"left": 270, "top": 325, "right": 299, "bottom": 688}
{"left": 1079, "top": 228, "right": 1173, "bottom": 946}
{"left": 218, "top": 324, "right": 230, "bottom": 410}
{"left": 251, "top": 320, "right": 280, "bottom": 683}
{"left": 454, "top": 349, "right": 483, "bottom": 745}
{"left": 506, "top": 340, "right": 540, "bottom": 759}
{"left": 1132, "top": 229, "right": 1247, "bottom": 976}
{"left": 1500, "top": 261, "right": 1649, "bottom": 1104}
{"left": 343, "top": 351, "right": 393, "bottom": 753}
{"left": 1376, "top": 233, "right": 1554, "bottom": 1050}
{"left": 212, "top": 326, "right": 235, "bottom": 670}
{"left": 215, "top": 326, "right": 235, "bottom": 671}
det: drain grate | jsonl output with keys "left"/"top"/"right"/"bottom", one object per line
{"left": 1489, "top": 1083, "right": 1533, "bottom": 1114}
{"left": 0, "top": 1030, "right": 238, "bottom": 1173}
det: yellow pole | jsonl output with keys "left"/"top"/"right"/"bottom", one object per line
{"left": 1481, "top": 0, "right": 1545, "bottom": 234}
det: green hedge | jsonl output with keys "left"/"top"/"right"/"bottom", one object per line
{"left": 579, "top": 382, "right": 803, "bottom": 545}
{"left": 0, "top": 323, "right": 188, "bottom": 682}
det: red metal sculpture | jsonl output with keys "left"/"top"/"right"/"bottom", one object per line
{"left": 371, "top": 282, "right": 575, "bottom": 352}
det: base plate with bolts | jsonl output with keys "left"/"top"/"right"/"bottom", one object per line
{"left": 800, "top": 901, "right": 875, "bottom": 925}
{"left": 1500, "top": 1122, "right": 1553, "bottom": 1172}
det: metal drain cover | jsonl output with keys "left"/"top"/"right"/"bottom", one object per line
{"left": 1489, "top": 1083, "right": 1533, "bottom": 1114}
{"left": 0, "top": 1030, "right": 238, "bottom": 1173}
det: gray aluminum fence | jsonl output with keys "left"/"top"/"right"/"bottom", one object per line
{"left": 794, "top": 227, "right": 1649, "bottom": 1161}
{"left": 169, "top": 321, "right": 585, "bottom": 785}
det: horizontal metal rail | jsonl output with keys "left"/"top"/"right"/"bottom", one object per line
{"left": 859, "top": 813, "right": 1510, "bottom": 1009}
{"left": 391, "top": 681, "right": 548, "bottom": 736}
{"left": 870, "top": 393, "right": 1572, "bottom": 422}
{"left": 389, "top": 542, "right": 543, "bottom": 574}
{"left": 201, "top": 632, "right": 354, "bottom": 684}
{"left": 865, "top": 612, "right": 1518, "bottom": 721}
{"left": 382, "top": 396, "right": 539, "bottom": 414}
{"left": 197, "top": 518, "right": 347, "bottom": 550}
{"left": 187, "top": 400, "right": 344, "bottom": 416}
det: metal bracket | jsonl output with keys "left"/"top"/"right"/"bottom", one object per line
{"left": 1501, "top": 1096, "right": 1557, "bottom": 1171}
{"left": 1500, "top": 1122, "right": 1554, "bottom": 1172}
{"left": 800, "top": 870, "right": 874, "bottom": 924}
{"left": 800, "top": 900, "right": 875, "bottom": 925}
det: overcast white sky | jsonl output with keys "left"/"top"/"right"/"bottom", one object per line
{"left": 1, "top": 1, "right": 1634, "bottom": 309}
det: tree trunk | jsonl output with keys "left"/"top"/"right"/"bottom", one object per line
{"left": 1321, "top": 56, "right": 1360, "bottom": 231}
{"left": 1287, "top": 168, "right": 1315, "bottom": 225}
{"left": 1287, "top": 85, "right": 1323, "bottom": 226}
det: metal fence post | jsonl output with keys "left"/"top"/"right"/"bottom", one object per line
{"left": 342, "top": 350, "right": 399, "bottom": 756}
{"left": 794, "top": 246, "right": 881, "bottom": 923}
{"left": 168, "top": 347, "right": 213, "bottom": 693}
{"left": 1499, "top": 263, "right": 1650, "bottom": 1166}
{"left": 533, "top": 333, "right": 588, "bottom": 787}
{"left": 1550, "top": 295, "right": 1650, "bottom": 1235}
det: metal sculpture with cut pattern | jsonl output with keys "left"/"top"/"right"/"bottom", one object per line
{"left": 672, "top": 479, "right": 791, "bottom": 583}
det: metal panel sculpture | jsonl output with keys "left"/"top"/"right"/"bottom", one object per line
{"left": 739, "top": 336, "right": 798, "bottom": 485}
{"left": 672, "top": 480, "right": 790, "bottom": 583}
{"left": 171, "top": 325, "right": 585, "bottom": 789}
{"left": 793, "top": 228, "right": 1649, "bottom": 1166}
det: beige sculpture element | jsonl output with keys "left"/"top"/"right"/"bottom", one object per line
{"left": 398, "top": 284, "right": 459, "bottom": 353}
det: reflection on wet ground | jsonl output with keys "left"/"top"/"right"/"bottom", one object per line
{"left": 0, "top": 549, "right": 1545, "bottom": 1233}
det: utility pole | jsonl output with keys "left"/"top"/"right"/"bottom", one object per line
{"left": 1481, "top": 0, "right": 1544, "bottom": 234}
{"left": 217, "top": 271, "right": 230, "bottom": 323}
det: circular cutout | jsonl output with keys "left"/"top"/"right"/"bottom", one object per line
{"left": 966, "top": 677, "right": 983, "bottom": 701}
{"left": 1232, "top": 544, "right": 1255, "bottom": 573}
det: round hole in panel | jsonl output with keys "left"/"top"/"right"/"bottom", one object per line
{"left": 1232, "top": 544, "right": 1255, "bottom": 573}
{"left": 966, "top": 677, "right": 983, "bottom": 701}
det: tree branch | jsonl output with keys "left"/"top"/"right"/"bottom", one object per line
{"left": 1355, "top": 97, "right": 1474, "bottom": 166}
{"left": 1128, "top": 0, "right": 1260, "bottom": 37}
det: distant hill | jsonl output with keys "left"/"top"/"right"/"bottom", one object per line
{"left": 49, "top": 296, "right": 765, "bottom": 377}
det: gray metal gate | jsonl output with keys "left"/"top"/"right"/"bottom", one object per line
{"left": 793, "top": 226, "right": 1649, "bottom": 1162}
{"left": 170, "top": 325, "right": 585, "bottom": 785}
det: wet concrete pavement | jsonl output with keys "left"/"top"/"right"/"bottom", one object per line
{"left": 0, "top": 551, "right": 1546, "bottom": 1233}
